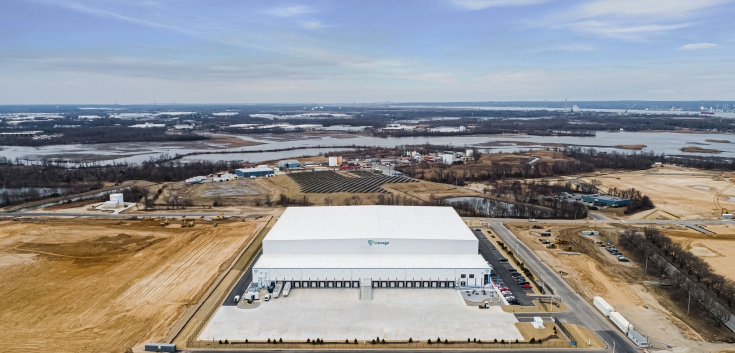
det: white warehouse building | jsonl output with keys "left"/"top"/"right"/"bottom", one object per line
{"left": 252, "top": 206, "right": 491, "bottom": 290}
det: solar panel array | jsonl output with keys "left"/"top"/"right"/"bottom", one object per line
{"left": 289, "top": 171, "right": 417, "bottom": 193}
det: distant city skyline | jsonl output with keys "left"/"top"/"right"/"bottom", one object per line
{"left": 1, "top": 0, "right": 734, "bottom": 104}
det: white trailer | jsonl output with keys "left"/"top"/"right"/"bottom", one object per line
{"left": 273, "top": 281, "right": 283, "bottom": 298}
{"left": 582, "top": 230, "right": 600, "bottom": 236}
{"left": 609, "top": 311, "right": 633, "bottom": 334}
{"left": 593, "top": 296, "right": 614, "bottom": 317}
{"left": 283, "top": 281, "right": 292, "bottom": 297}
{"left": 244, "top": 282, "right": 259, "bottom": 301}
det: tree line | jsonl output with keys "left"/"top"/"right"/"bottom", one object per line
{"left": 619, "top": 228, "right": 734, "bottom": 327}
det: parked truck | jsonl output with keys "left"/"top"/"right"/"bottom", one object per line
{"left": 273, "top": 281, "right": 283, "bottom": 298}
{"left": 593, "top": 296, "right": 614, "bottom": 317}
{"left": 609, "top": 311, "right": 633, "bottom": 334}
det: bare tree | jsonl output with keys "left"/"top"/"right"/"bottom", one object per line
{"left": 323, "top": 196, "right": 333, "bottom": 206}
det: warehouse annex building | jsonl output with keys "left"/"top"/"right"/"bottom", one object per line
{"left": 252, "top": 205, "right": 491, "bottom": 290}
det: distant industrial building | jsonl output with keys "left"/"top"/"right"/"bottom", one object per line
{"left": 277, "top": 160, "right": 301, "bottom": 169}
{"left": 251, "top": 206, "right": 491, "bottom": 290}
{"left": 130, "top": 122, "right": 166, "bottom": 128}
{"left": 235, "top": 166, "right": 274, "bottom": 178}
{"left": 581, "top": 195, "right": 634, "bottom": 207}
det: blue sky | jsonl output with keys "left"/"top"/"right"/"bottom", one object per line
{"left": 1, "top": 0, "right": 733, "bottom": 104}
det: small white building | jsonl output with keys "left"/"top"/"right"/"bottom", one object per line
{"left": 442, "top": 154, "right": 455, "bottom": 164}
{"left": 328, "top": 156, "right": 343, "bottom": 167}
{"left": 101, "top": 193, "right": 125, "bottom": 209}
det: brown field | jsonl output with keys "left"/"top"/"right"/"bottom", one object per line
{"left": 0, "top": 217, "right": 266, "bottom": 353}
{"left": 654, "top": 224, "right": 735, "bottom": 283}
{"left": 505, "top": 223, "right": 734, "bottom": 351}
{"left": 581, "top": 167, "right": 735, "bottom": 220}
{"left": 706, "top": 139, "right": 731, "bottom": 144}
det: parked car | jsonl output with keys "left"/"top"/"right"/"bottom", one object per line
{"left": 264, "top": 294, "right": 272, "bottom": 301}
{"left": 498, "top": 258, "right": 509, "bottom": 263}
{"left": 234, "top": 295, "right": 240, "bottom": 303}
{"left": 529, "top": 218, "right": 537, "bottom": 222}
{"left": 521, "top": 284, "right": 532, "bottom": 289}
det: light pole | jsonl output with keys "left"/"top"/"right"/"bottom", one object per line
{"left": 612, "top": 341, "right": 615, "bottom": 353}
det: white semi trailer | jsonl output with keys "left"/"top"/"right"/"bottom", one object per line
{"left": 609, "top": 312, "right": 633, "bottom": 334}
{"left": 593, "top": 296, "right": 614, "bottom": 317}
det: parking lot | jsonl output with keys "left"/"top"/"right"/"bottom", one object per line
{"left": 200, "top": 288, "right": 523, "bottom": 342}
{"left": 472, "top": 228, "right": 534, "bottom": 306}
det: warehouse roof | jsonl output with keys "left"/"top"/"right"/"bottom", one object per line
{"left": 254, "top": 254, "right": 490, "bottom": 269}
{"left": 265, "top": 206, "right": 475, "bottom": 241}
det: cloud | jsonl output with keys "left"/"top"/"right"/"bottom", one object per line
{"left": 549, "top": 0, "right": 734, "bottom": 40}
{"left": 567, "top": 20, "right": 691, "bottom": 40}
{"left": 680, "top": 43, "right": 718, "bottom": 50}
{"left": 447, "top": 0, "right": 548, "bottom": 10}
{"left": 300, "top": 21, "right": 330, "bottom": 31}
{"left": 262, "top": 5, "right": 313, "bottom": 18}
{"left": 571, "top": 0, "right": 732, "bottom": 19}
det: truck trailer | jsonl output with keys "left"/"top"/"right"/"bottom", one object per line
{"left": 593, "top": 296, "right": 614, "bottom": 317}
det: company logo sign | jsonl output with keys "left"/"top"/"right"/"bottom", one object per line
{"left": 367, "top": 240, "right": 389, "bottom": 246}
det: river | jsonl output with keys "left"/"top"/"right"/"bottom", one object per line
{"left": 2, "top": 131, "right": 735, "bottom": 164}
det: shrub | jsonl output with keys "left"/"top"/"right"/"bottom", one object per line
{"left": 371, "top": 339, "right": 376, "bottom": 345}
{"left": 306, "top": 338, "right": 310, "bottom": 343}
{"left": 494, "top": 338, "right": 497, "bottom": 343}
{"left": 501, "top": 339, "right": 505, "bottom": 344}
{"left": 224, "top": 339, "right": 229, "bottom": 344}
{"left": 219, "top": 340, "right": 222, "bottom": 344}
{"left": 445, "top": 339, "right": 449, "bottom": 343}
{"left": 279, "top": 338, "right": 282, "bottom": 343}
{"left": 345, "top": 339, "right": 349, "bottom": 344}
{"left": 409, "top": 338, "right": 413, "bottom": 343}
{"left": 354, "top": 339, "right": 358, "bottom": 344}
{"left": 382, "top": 339, "right": 385, "bottom": 344}
{"left": 267, "top": 339, "right": 270, "bottom": 343}
{"left": 428, "top": 339, "right": 432, "bottom": 345}
{"left": 530, "top": 338, "right": 536, "bottom": 343}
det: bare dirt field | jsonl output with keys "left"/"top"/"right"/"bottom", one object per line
{"left": 654, "top": 224, "right": 735, "bottom": 283}
{"left": 506, "top": 223, "right": 734, "bottom": 352}
{"left": 0, "top": 217, "right": 266, "bottom": 353}
{"left": 581, "top": 166, "right": 735, "bottom": 220}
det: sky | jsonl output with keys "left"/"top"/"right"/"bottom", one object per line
{"left": 1, "top": 0, "right": 734, "bottom": 104}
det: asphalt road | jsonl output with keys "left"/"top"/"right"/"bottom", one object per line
{"left": 472, "top": 229, "right": 533, "bottom": 306}
{"left": 488, "top": 222, "right": 639, "bottom": 353}
{"left": 222, "top": 250, "right": 262, "bottom": 306}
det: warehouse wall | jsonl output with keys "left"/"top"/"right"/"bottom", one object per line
{"left": 254, "top": 267, "right": 489, "bottom": 285}
{"left": 263, "top": 238, "right": 478, "bottom": 255}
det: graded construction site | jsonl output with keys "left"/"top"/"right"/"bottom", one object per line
{"left": 506, "top": 222, "right": 735, "bottom": 352}
{"left": 0, "top": 216, "right": 268, "bottom": 353}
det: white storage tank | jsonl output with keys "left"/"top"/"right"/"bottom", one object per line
{"left": 609, "top": 311, "right": 632, "bottom": 334}
{"left": 593, "top": 296, "right": 614, "bottom": 317}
